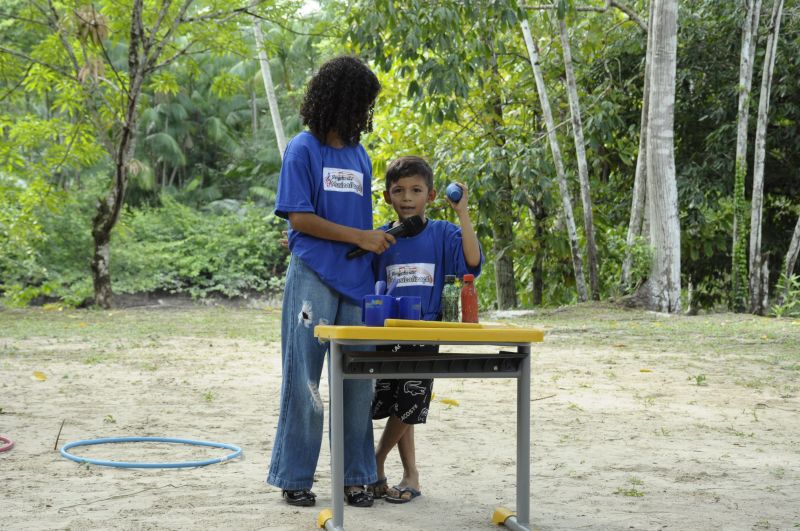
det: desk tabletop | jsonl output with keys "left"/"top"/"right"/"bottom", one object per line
{"left": 314, "top": 322, "right": 544, "bottom": 344}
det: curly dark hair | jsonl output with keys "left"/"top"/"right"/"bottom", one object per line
{"left": 300, "top": 55, "right": 381, "bottom": 146}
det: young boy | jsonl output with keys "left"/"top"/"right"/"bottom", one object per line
{"left": 369, "top": 156, "right": 482, "bottom": 503}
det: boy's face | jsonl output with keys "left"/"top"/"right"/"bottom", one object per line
{"left": 384, "top": 175, "right": 436, "bottom": 222}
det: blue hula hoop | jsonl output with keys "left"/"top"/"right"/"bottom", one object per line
{"left": 60, "top": 436, "right": 242, "bottom": 469}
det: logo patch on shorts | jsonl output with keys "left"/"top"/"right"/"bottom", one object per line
{"left": 403, "top": 380, "right": 427, "bottom": 396}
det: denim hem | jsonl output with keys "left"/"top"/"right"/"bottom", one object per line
{"left": 344, "top": 473, "right": 378, "bottom": 487}
{"left": 266, "top": 473, "right": 313, "bottom": 491}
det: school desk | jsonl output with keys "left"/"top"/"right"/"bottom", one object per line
{"left": 313, "top": 320, "right": 545, "bottom": 531}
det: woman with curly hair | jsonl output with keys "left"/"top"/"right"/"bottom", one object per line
{"left": 267, "top": 55, "right": 393, "bottom": 508}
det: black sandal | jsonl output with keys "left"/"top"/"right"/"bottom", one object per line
{"left": 344, "top": 486, "right": 374, "bottom": 507}
{"left": 282, "top": 488, "right": 316, "bottom": 507}
{"left": 367, "top": 477, "right": 388, "bottom": 498}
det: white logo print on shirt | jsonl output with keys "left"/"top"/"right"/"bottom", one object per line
{"left": 386, "top": 263, "right": 435, "bottom": 287}
{"left": 323, "top": 167, "right": 364, "bottom": 196}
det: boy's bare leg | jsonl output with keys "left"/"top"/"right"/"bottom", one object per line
{"left": 375, "top": 415, "right": 411, "bottom": 485}
{"left": 395, "top": 424, "right": 420, "bottom": 491}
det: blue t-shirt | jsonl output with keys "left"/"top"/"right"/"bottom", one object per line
{"left": 275, "top": 131, "right": 375, "bottom": 303}
{"left": 373, "top": 219, "right": 483, "bottom": 321}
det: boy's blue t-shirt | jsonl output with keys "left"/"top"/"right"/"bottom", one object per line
{"left": 373, "top": 219, "right": 483, "bottom": 321}
{"left": 274, "top": 131, "right": 375, "bottom": 303}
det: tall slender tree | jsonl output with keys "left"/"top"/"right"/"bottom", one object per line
{"left": 749, "top": 0, "right": 784, "bottom": 315}
{"left": 558, "top": 14, "right": 599, "bottom": 300}
{"left": 776, "top": 212, "right": 800, "bottom": 307}
{"left": 253, "top": 20, "right": 287, "bottom": 158}
{"left": 731, "top": 0, "right": 763, "bottom": 312}
{"left": 521, "top": 18, "right": 589, "bottom": 302}
{"left": 643, "top": 0, "right": 681, "bottom": 312}
{"left": 621, "top": 0, "right": 654, "bottom": 290}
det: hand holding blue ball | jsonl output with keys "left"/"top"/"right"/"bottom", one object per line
{"left": 446, "top": 183, "right": 463, "bottom": 203}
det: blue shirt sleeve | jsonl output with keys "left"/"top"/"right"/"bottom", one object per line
{"left": 274, "top": 140, "right": 316, "bottom": 220}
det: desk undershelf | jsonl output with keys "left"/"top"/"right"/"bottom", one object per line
{"left": 341, "top": 350, "right": 526, "bottom": 378}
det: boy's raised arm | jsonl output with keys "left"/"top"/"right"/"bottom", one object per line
{"left": 448, "top": 183, "right": 481, "bottom": 268}
{"left": 288, "top": 212, "right": 396, "bottom": 254}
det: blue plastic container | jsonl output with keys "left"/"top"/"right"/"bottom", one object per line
{"left": 446, "top": 183, "right": 463, "bottom": 203}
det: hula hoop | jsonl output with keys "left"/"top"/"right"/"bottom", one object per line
{"left": 60, "top": 436, "right": 242, "bottom": 469}
{"left": 0, "top": 435, "right": 13, "bottom": 452}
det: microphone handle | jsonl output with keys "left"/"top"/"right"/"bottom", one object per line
{"left": 346, "top": 247, "right": 369, "bottom": 259}
{"left": 346, "top": 222, "right": 407, "bottom": 259}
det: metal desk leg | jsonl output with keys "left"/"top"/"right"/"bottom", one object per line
{"left": 493, "top": 344, "right": 532, "bottom": 531}
{"left": 516, "top": 345, "right": 531, "bottom": 528}
{"left": 320, "top": 341, "right": 345, "bottom": 531}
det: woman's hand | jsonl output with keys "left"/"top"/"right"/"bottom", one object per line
{"left": 356, "top": 229, "right": 396, "bottom": 254}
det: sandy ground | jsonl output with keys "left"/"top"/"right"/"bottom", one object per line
{"left": 1, "top": 309, "right": 799, "bottom": 530}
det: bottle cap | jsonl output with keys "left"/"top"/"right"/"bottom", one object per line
{"left": 463, "top": 274, "right": 474, "bottom": 282}
{"left": 445, "top": 274, "right": 456, "bottom": 283}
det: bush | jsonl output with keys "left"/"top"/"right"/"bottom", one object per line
{"left": 1, "top": 188, "right": 288, "bottom": 306}
{"left": 113, "top": 196, "right": 287, "bottom": 299}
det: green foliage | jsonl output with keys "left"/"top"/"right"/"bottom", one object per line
{"left": 1, "top": 183, "right": 288, "bottom": 306}
{"left": 0, "top": 174, "right": 96, "bottom": 306}
{"left": 112, "top": 196, "right": 287, "bottom": 299}
{"left": 731, "top": 160, "right": 749, "bottom": 311}
{"left": 771, "top": 274, "right": 800, "bottom": 318}
{"left": 601, "top": 230, "right": 652, "bottom": 296}
{"left": 3, "top": 0, "right": 800, "bottom": 311}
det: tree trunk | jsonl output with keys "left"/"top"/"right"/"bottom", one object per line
{"left": 250, "top": 88, "right": 258, "bottom": 135}
{"left": 621, "top": 0, "right": 654, "bottom": 290}
{"left": 521, "top": 19, "right": 588, "bottom": 302}
{"left": 558, "top": 17, "right": 599, "bottom": 300}
{"left": 91, "top": 207, "right": 113, "bottom": 308}
{"left": 530, "top": 199, "right": 547, "bottom": 306}
{"left": 732, "top": 0, "right": 762, "bottom": 312}
{"left": 776, "top": 212, "right": 800, "bottom": 306}
{"left": 91, "top": 0, "right": 147, "bottom": 308}
{"left": 685, "top": 277, "right": 698, "bottom": 316}
{"left": 749, "top": 0, "right": 784, "bottom": 315}
{"left": 493, "top": 219, "right": 517, "bottom": 310}
{"left": 253, "top": 20, "right": 287, "bottom": 158}
{"left": 488, "top": 43, "right": 518, "bottom": 310}
{"left": 644, "top": 0, "right": 681, "bottom": 313}
{"left": 760, "top": 257, "right": 770, "bottom": 312}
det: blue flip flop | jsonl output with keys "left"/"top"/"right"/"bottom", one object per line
{"left": 385, "top": 485, "right": 421, "bottom": 504}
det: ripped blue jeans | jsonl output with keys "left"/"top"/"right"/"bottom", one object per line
{"left": 267, "top": 256, "right": 377, "bottom": 491}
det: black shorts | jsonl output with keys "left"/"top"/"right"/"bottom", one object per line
{"left": 371, "top": 344, "right": 438, "bottom": 425}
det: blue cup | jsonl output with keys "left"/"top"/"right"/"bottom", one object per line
{"left": 396, "top": 296, "right": 421, "bottom": 320}
{"left": 446, "top": 183, "right": 463, "bottom": 203}
{"left": 362, "top": 295, "right": 396, "bottom": 326}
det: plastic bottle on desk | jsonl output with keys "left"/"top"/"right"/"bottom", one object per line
{"left": 441, "top": 275, "right": 460, "bottom": 322}
{"left": 460, "top": 274, "right": 478, "bottom": 323}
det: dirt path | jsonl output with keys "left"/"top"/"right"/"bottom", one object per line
{"left": 1, "top": 306, "right": 798, "bottom": 530}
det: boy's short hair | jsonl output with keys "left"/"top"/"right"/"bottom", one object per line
{"left": 385, "top": 156, "right": 434, "bottom": 191}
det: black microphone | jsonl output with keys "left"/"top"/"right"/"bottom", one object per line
{"left": 346, "top": 215, "right": 424, "bottom": 259}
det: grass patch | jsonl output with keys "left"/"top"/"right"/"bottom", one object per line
{"left": 615, "top": 477, "right": 645, "bottom": 497}
{"left": 0, "top": 306, "right": 282, "bottom": 343}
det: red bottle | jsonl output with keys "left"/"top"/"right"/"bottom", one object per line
{"left": 460, "top": 274, "right": 479, "bottom": 323}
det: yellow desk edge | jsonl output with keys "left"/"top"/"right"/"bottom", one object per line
{"left": 314, "top": 324, "right": 544, "bottom": 343}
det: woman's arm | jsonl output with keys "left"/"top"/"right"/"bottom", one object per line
{"left": 288, "top": 212, "right": 396, "bottom": 254}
